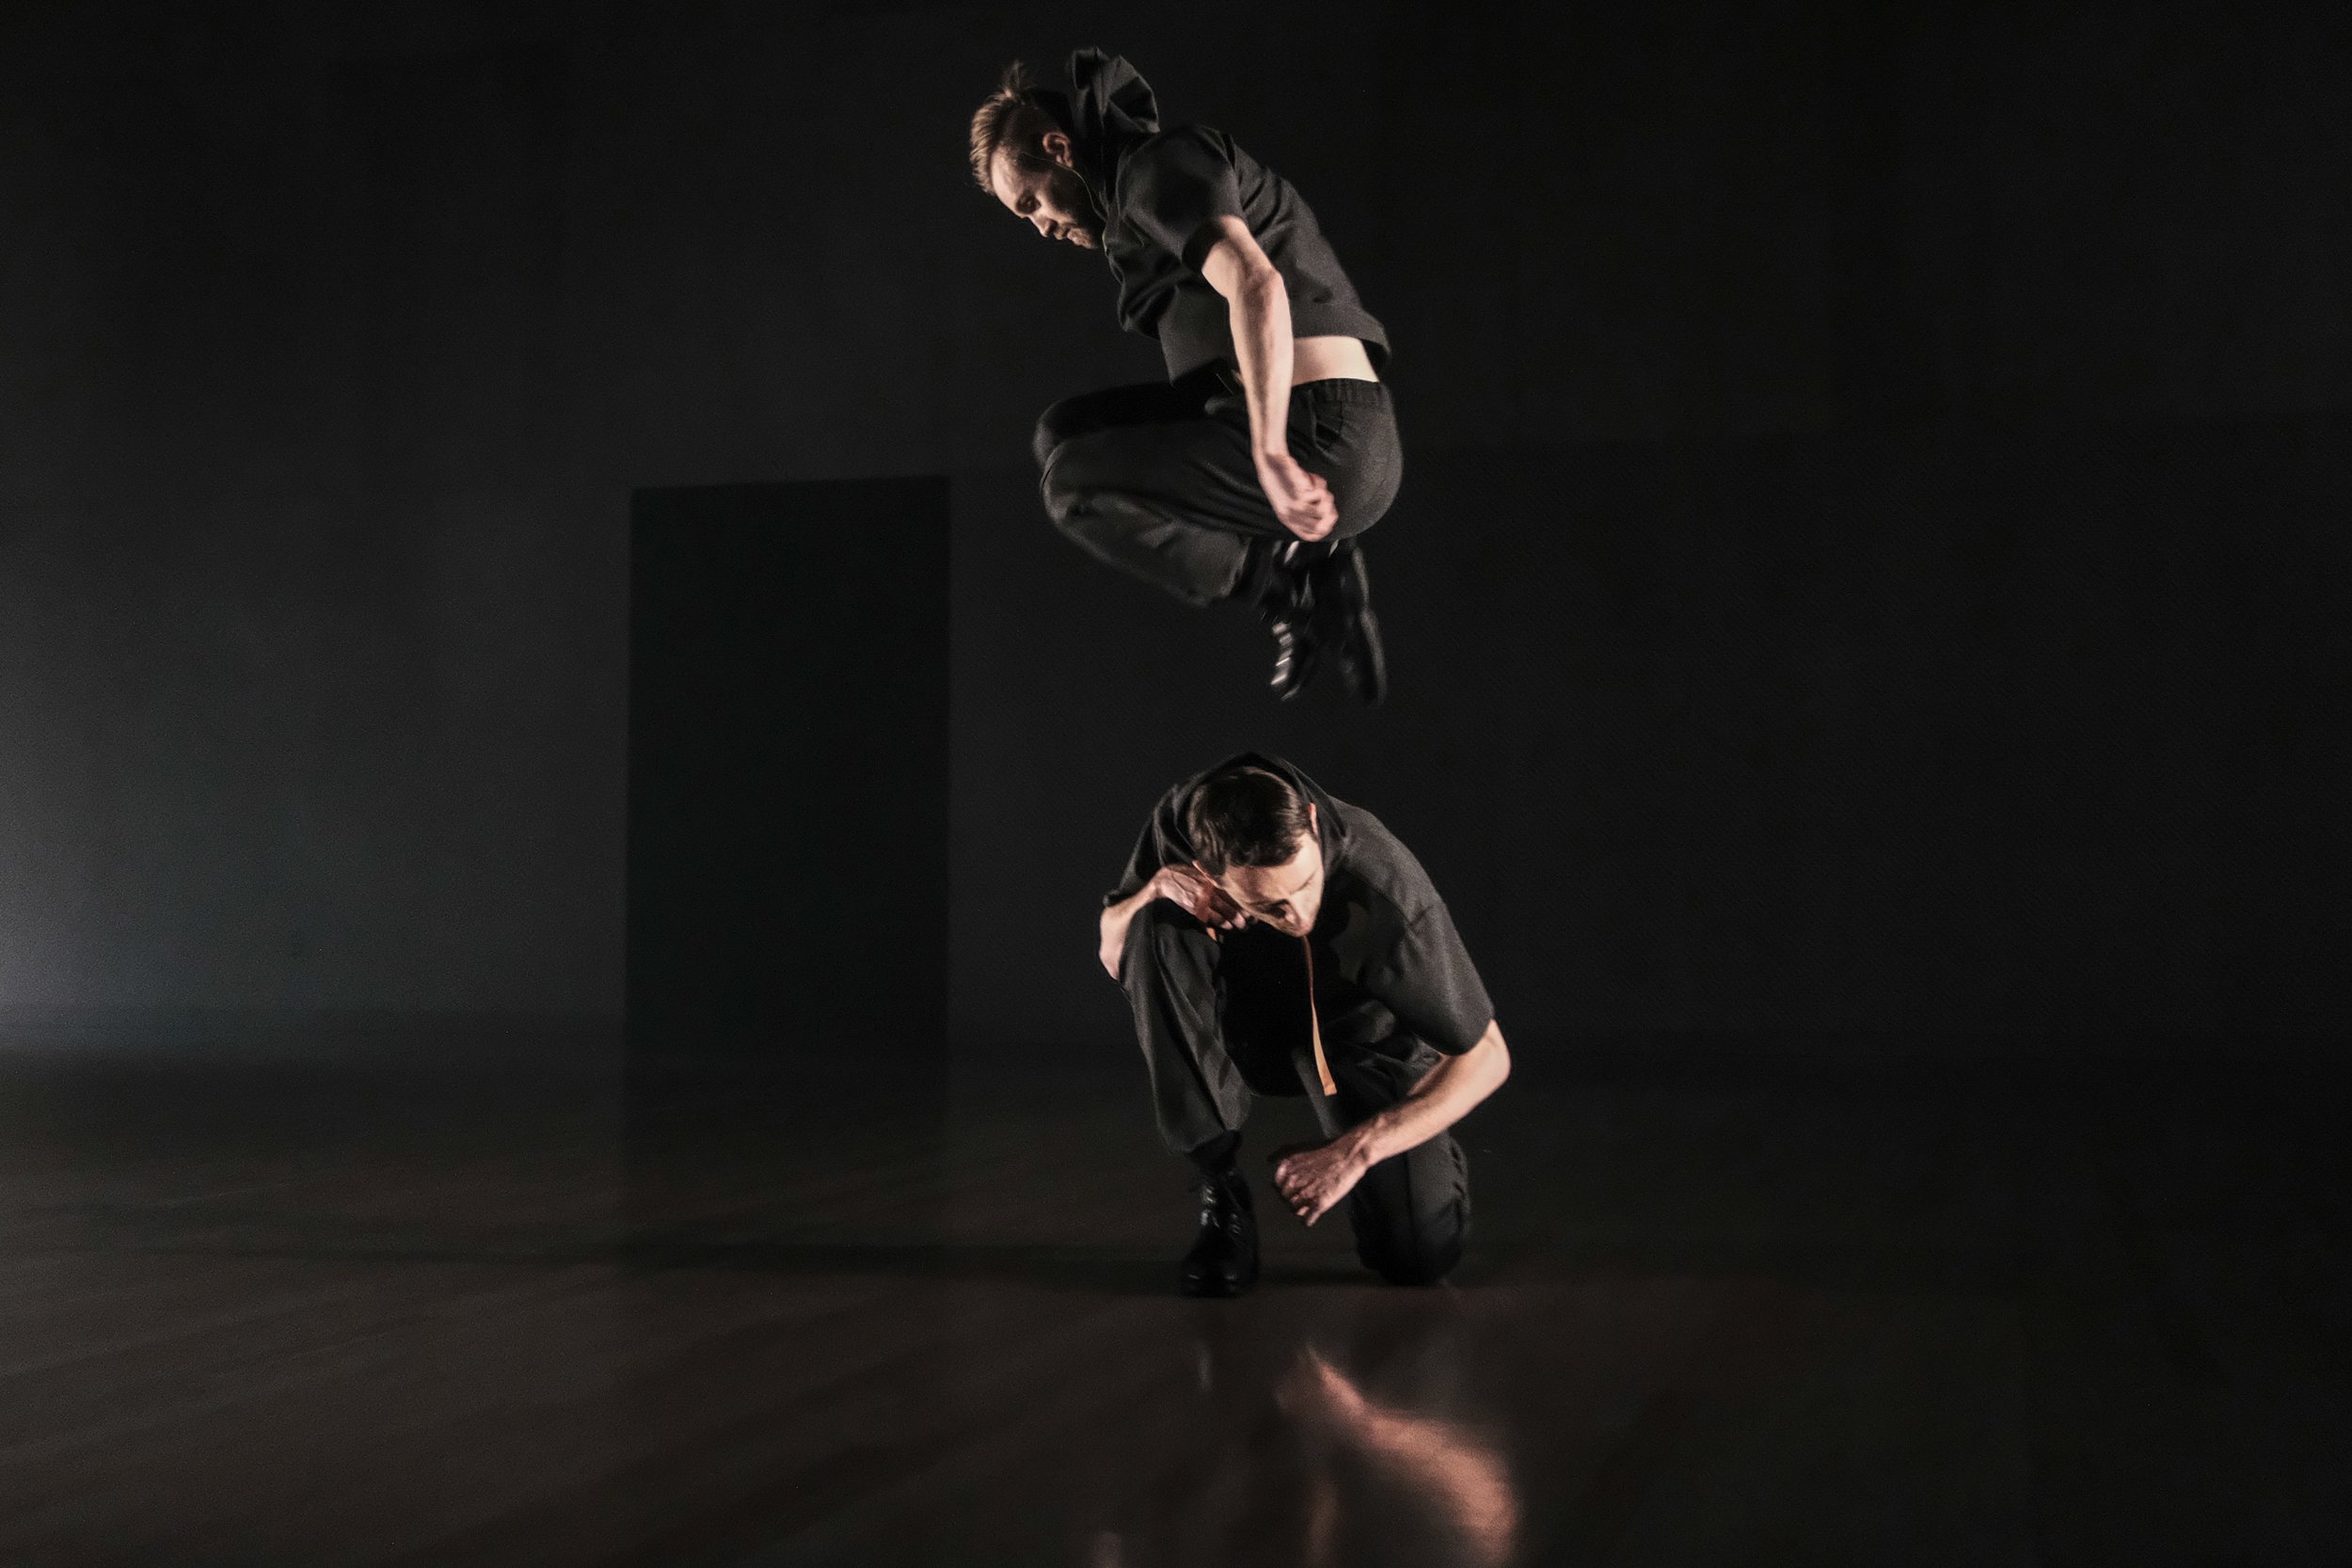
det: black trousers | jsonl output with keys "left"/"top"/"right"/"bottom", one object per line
{"left": 1120, "top": 903, "right": 1470, "bottom": 1286}
{"left": 1033, "top": 368, "right": 1404, "bottom": 608}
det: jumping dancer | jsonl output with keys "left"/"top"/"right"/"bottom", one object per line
{"left": 970, "top": 50, "right": 1399, "bottom": 703}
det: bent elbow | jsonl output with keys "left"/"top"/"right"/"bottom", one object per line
{"left": 1484, "top": 1024, "right": 1512, "bottom": 1091}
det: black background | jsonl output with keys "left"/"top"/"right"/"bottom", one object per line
{"left": 1, "top": 0, "right": 2344, "bottom": 1065}
{"left": 628, "top": 479, "right": 948, "bottom": 1059}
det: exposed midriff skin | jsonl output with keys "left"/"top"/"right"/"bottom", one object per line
{"left": 1291, "top": 334, "right": 1379, "bottom": 385}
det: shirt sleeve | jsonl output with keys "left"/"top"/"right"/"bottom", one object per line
{"left": 1102, "top": 784, "right": 1190, "bottom": 909}
{"left": 1366, "top": 904, "right": 1496, "bottom": 1056}
{"left": 1118, "top": 129, "right": 1245, "bottom": 272}
{"left": 1103, "top": 815, "right": 1163, "bottom": 909}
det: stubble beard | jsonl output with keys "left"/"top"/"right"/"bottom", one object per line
{"left": 1050, "top": 166, "right": 1101, "bottom": 248}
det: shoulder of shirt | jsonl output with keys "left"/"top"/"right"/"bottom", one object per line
{"left": 1330, "top": 802, "right": 1443, "bottom": 925}
{"left": 1115, "top": 123, "right": 1235, "bottom": 177}
{"left": 1142, "top": 773, "right": 1202, "bottom": 862}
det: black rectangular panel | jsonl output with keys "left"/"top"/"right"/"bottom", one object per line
{"left": 627, "top": 478, "right": 948, "bottom": 1059}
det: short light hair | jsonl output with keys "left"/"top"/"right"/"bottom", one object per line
{"left": 968, "top": 61, "right": 1064, "bottom": 191}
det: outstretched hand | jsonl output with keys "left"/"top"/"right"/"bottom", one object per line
{"left": 1256, "top": 451, "right": 1338, "bottom": 542}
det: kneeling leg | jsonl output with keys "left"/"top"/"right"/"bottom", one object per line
{"left": 1345, "top": 1130, "right": 1470, "bottom": 1286}
{"left": 1298, "top": 1044, "right": 1472, "bottom": 1286}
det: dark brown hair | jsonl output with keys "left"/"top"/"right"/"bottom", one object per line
{"left": 968, "top": 61, "right": 1064, "bottom": 191}
{"left": 1186, "top": 767, "right": 1313, "bottom": 875}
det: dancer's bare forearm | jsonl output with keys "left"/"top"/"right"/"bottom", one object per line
{"left": 1351, "top": 1022, "right": 1511, "bottom": 1165}
{"left": 1197, "top": 216, "right": 1335, "bottom": 540}
{"left": 1271, "top": 1022, "right": 1510, "bottom": 1224}
{"left": 1197, "top": 215, "right": 1293, "bottom": 451}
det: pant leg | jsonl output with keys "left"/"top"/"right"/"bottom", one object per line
{"left": 1035, "top": 376, "right": 1268, "bottom": 608}
{"left": 1120, "top": 902, "right": 1251, "bottom": 1159}
{"left": 1030, "top": 380, "right": 1209, "bottom": 470}
{"left": 1293, "top": 379, "right": 1405, "bottom": 542}
{"left": 1297, "top": 1041, "right": 1471, "bottom": 1287}
{"left": 1034, "top": 375, "right": 1405, "bottom": 609}
{"left": 1120, "top": 907, "right": 1312, "bottom": 1160}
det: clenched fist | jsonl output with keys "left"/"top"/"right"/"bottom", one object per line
{"left": 1256, "top": 450, "right": 1338, "bottom": 542}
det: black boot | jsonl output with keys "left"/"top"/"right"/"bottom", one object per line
{"left": 1308, "top": 539, "right": 1387, "bottom": 706}
{"left": 1250, "top": 540, "right": 1326, "bottom": 701}
{"left": 1178, "top": 1165, "right": 1261, "bottom": 1298}
{"left": 1267, "top": 606, "right": 1321, "bottom": 702}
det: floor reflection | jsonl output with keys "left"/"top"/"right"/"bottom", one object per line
{"left": 11, "top": 1057, "right": 2327, "bottom": 1562}
{"left": 1088, "top": 1293, "right": 1520, "bottom": 1568}
{"left": 1279, "top": 1343, "right": 1518, "bottom": 1566}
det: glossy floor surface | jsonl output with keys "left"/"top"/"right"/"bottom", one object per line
{"left": 1, "top": 1045, "right": 2345, "bottom": 1566}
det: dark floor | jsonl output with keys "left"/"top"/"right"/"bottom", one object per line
{"left": 0, "top": 1041, "right": 2345, "bottom": 1566}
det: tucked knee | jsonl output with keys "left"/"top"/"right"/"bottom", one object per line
{"left": 1127, "top": 899, "right": 1192, "bottom": 953}
{"left": 1031, "top": 399, "right": 1089, "bottom": 471}
{"left": 1039, "top": 467, "right": 1086, "bottom": 531}
{"left": 1122, "top": 900, "right": 1211, "bottom": 986}
{"left": 1040, "top": 467, "right": 1124, "bottom": 549}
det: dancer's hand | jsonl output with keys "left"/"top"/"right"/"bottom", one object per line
{"left": 1270, "top": 1133, "right": 1372, "bottom": 1226}
{"left": 1153, "top": 865, "right": 1247, "bottom": 931}
{"left": 1099, "top": 866, "right": 1246, "bottom": 980}
{"left": 1257, "top": 451, "right": 1338, "bottom": 542}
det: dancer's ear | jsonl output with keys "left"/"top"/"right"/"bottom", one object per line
{"left": 1018, "top": 131, "right": 1073, "bottom": 171}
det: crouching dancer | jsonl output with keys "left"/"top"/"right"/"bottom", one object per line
{"left": 1097, "top": 755, "right": 1510, "bottom": 1295}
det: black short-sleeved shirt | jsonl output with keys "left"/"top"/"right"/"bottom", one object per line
{"left": 1104, "top": 127, "right": 1391, "bottom": 381}
{"left": 1105, "top": 754, "right": 1494, "bottom": 1057}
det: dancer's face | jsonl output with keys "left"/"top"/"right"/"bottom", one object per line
{"left": 987, "top": 132, "right": 1100, "bottom": 250}
{"left": 1202, "top": 806, "right": 1327, "bottom": 937}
